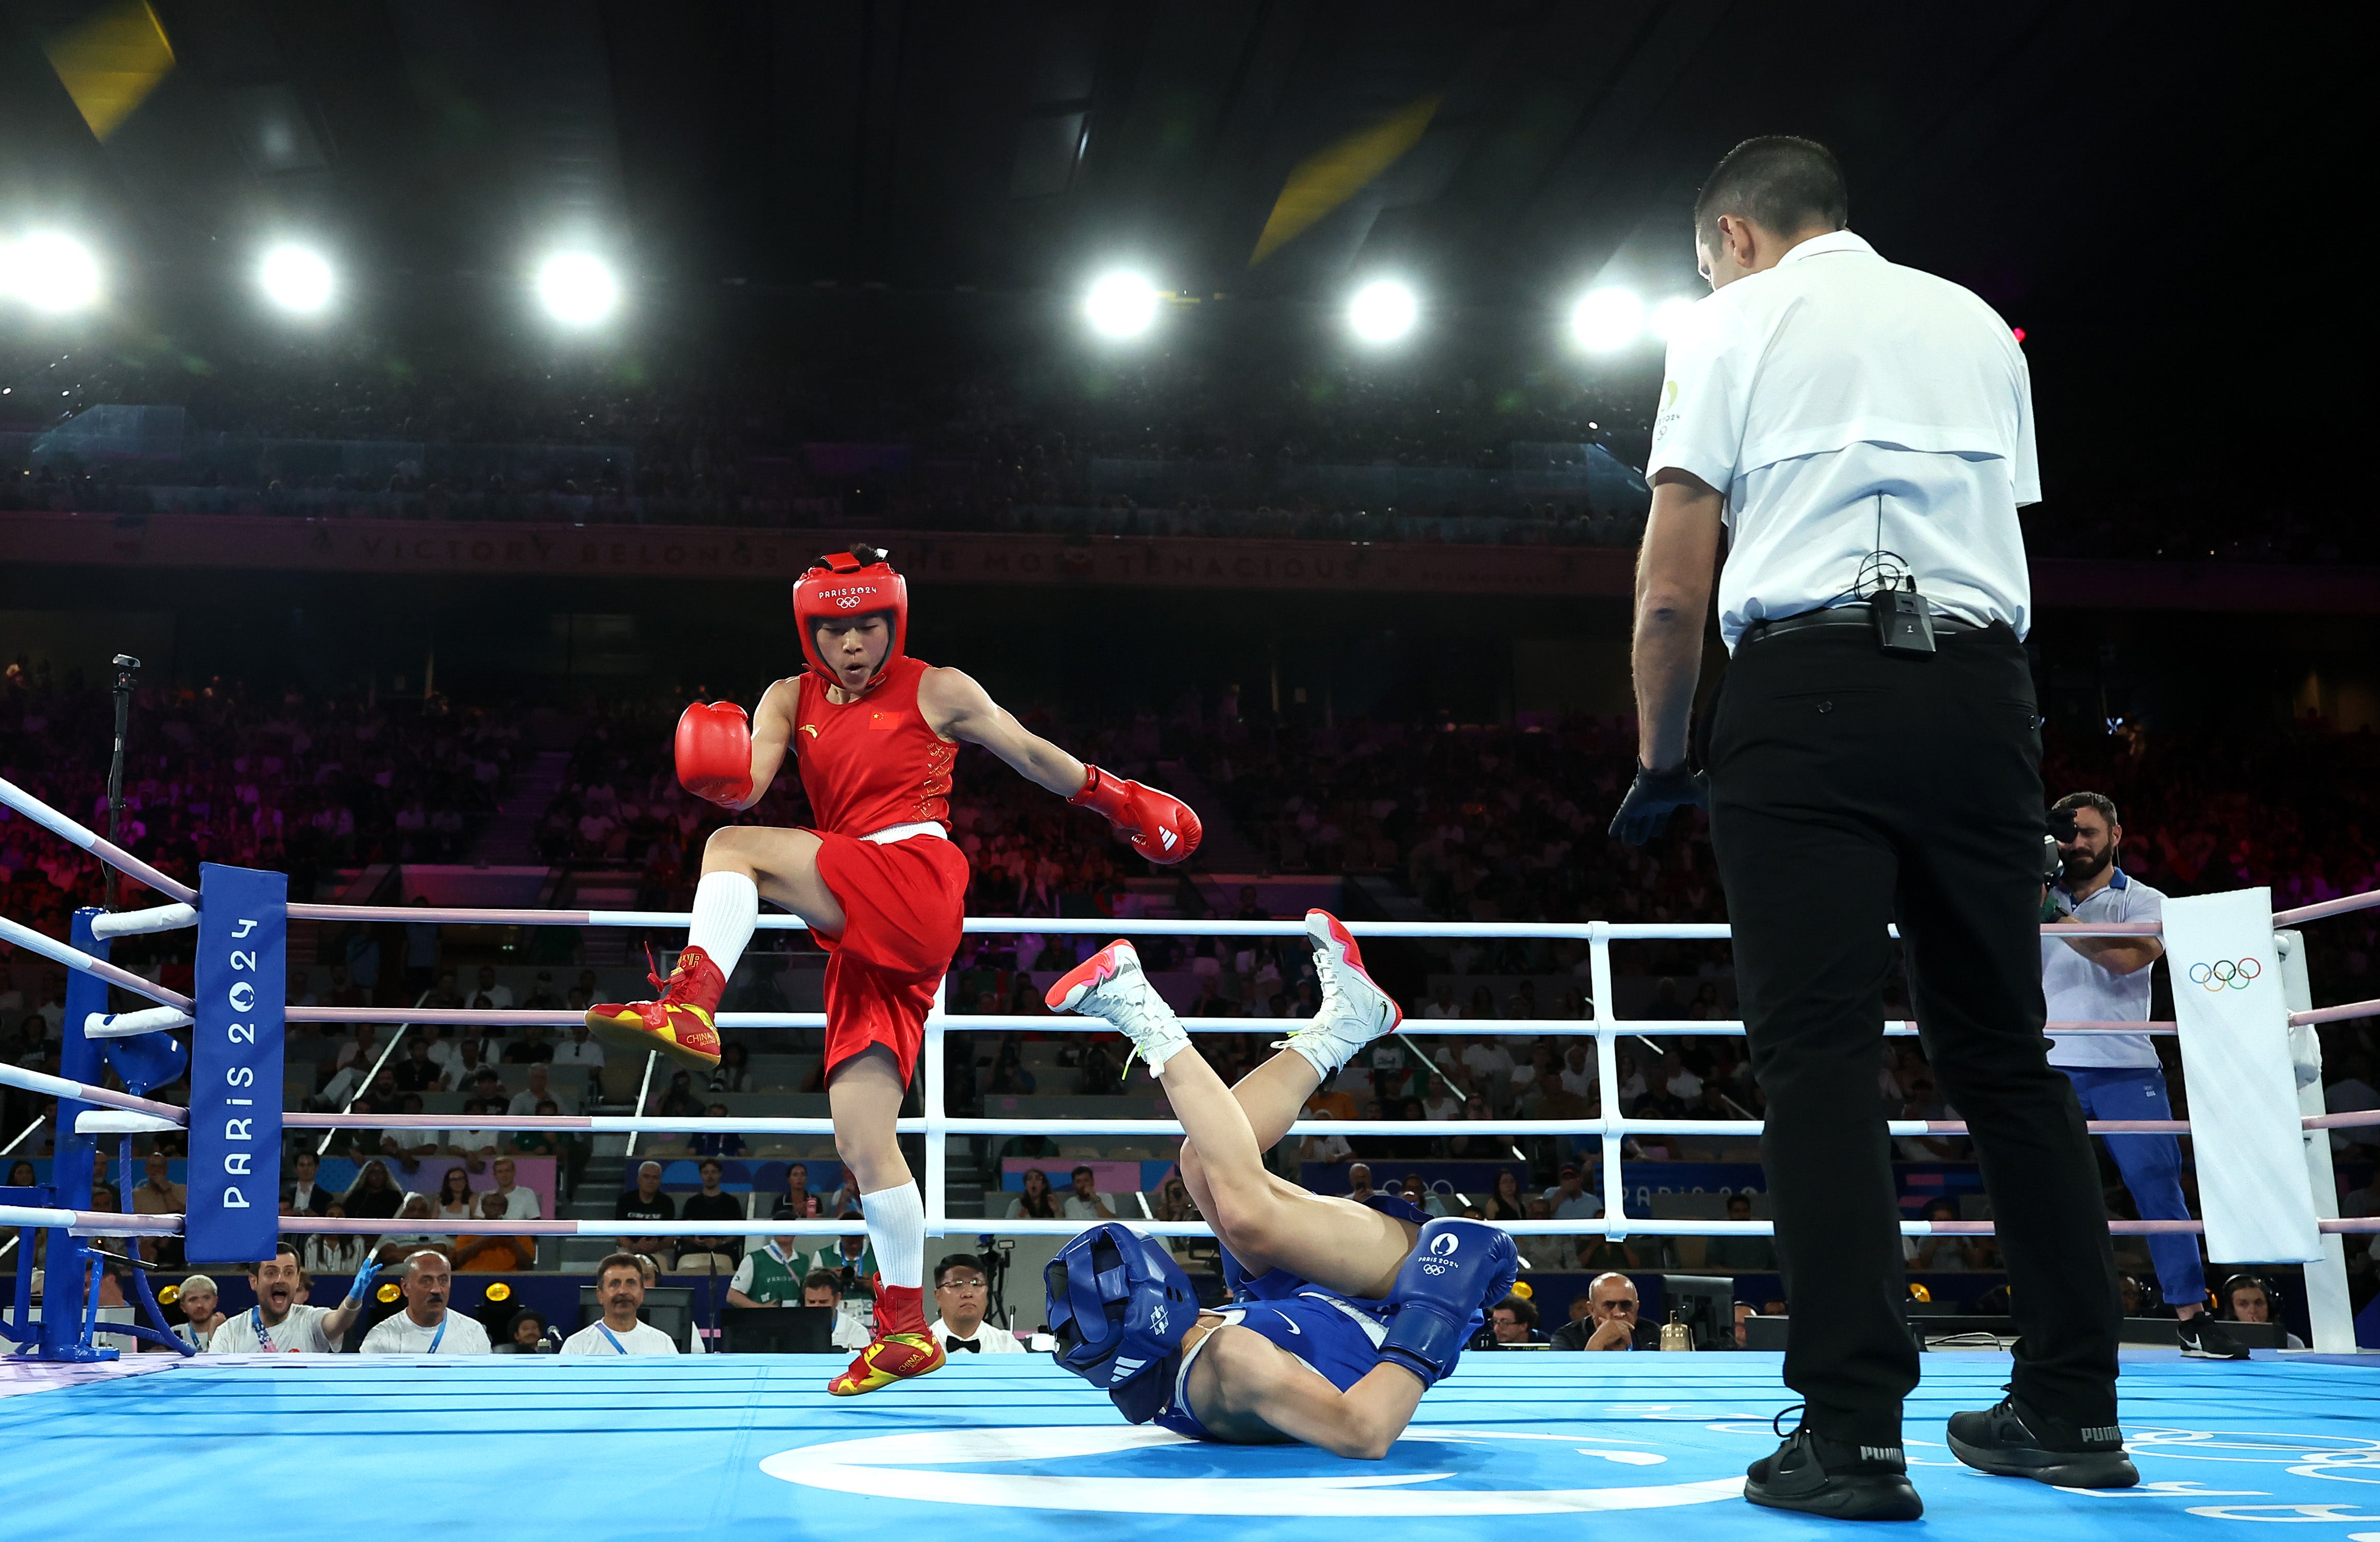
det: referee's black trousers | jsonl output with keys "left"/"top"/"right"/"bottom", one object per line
{"left": 1706, "top": 622, "right": 2120, "bottom": 1447}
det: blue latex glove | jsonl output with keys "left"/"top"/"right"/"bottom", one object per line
{"left": 1609, "top": 761, "right": 1709, "bottom": 846}
{"left": 345, "top": 1260, "right": 382, "bottom": 1304}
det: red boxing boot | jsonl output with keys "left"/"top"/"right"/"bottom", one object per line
{"left": 585, "top": 945, "right": 726, "bottom": 1074}
{"left": 828, "top": 1273, "right": 946, "bottom": 1396}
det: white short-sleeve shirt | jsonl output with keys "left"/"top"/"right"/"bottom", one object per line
{"left": 1647, "top": 230, "right": 2040, "bottom": 651}
{"left": 559, "top": 1320, "right": 680, "bottom": 1356}
{"left": 207, "top": 1303, "right": 338, "bottom": 1354}
{"left": 931, "top": 1316, "right": 1027, "bottom": 1354}
{"left": 359, "top": 1310, "right": 493, "bottom": 1355}
{"left": 2041, "top": 869, "right": 2165, "bottom": 1069}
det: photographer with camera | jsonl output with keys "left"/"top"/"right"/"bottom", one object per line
{"left": 2042, "top": 791, "right": 2242, "bottom": 1360}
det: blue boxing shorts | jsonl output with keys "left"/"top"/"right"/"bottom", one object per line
{"left": 1152, "top": 1189, "right": 1454, "bottom": 1442}
{"left": 1152, "top": 1285, "right": 1407, "bottom": 1442}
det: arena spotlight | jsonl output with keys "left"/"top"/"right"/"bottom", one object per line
{"left": 535, "top": 251, "right": 621, "bottom": 326}
{"left": 1569, "top": 287, "right": 1644, "bottom": 352}
{"left": 0, "top": 232, "right": 103, "bottom": 314}
{"left": 257, "top": 244, "right": 336, "bottom": 315}
{"left": 1346, "top": 279, "right": 1417, "bottom": 344}
{"left": 1083, "top": 271, "right": 1159, "bottom": 339}
{"left": 1648, "top": 296, "right": 1697, "bottom": 344}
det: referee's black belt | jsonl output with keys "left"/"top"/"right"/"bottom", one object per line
{"left": 1738, "top": 606, "right": 1985, "bottom": 649}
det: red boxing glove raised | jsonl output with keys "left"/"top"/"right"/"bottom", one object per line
{"left": 675, "top": 701, "right": 753, "bottom": 808}
{"left": 1069, "top": 764, "right": 1203, "bottom": 865}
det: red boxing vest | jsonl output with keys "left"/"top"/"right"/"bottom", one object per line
{"left": 791, "top": 654, "right": 956, "bottom": 836}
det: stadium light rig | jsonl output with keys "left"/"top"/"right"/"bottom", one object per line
{"left": 257, "top": 244, "right": 336, "bottom": 316}
{"left": 1083, "top": 271, "right": 1159, "bottom": 339}
{"left": 1346, "top": 279, "right": 1417, "bottom": 345}
{"left": 0, "top": 232, "right": 103, "bottom": 314}
{"left": 1569, "top": 287, "right": 1644, "bottom": 352}
{"left": 535, "top": 251, "right": 622, "bottom": 327}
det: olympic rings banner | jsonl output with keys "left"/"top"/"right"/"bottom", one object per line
{"left": 2162, "top": 887, "right": 2320, "bottom": 1264}
{"left": 186, "top": 863, "right": 287, "bottom": 1264}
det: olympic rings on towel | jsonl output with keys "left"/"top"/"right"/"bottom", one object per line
{"left": 2187, "top": 957, "right": 2262, "bottom": 991}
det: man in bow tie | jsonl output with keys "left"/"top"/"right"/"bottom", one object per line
{"left": 928, "top": 1253, "right": 1023, "bottom": 1354}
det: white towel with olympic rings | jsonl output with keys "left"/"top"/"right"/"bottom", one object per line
{"left": 2163, "top": 887, "right": 2321, "bottom": 1263}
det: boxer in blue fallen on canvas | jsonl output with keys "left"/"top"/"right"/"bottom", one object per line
{"left": 1041, "top": 911, "right": 1517, "bottom": 1460}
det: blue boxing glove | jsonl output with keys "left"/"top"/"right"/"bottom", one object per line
{"left": 1609, "top": 760, "right": 1708, "bottom": 846}
{"left": 346, "top": 1259, "right": 382, "bottom": 1304}
{"left": 1378, "top": 1218, "right": 1518, "bottom": 1388}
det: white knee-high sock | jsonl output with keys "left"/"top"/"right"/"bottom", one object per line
{"left": 862, "top": 1180, "right": 925, "bottom": 1290}
{"left": 686, "top": 871, "right": 759, "bottom": 975}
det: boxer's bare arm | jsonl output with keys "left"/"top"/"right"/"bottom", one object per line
{"left": 918, "top": 666, "right": 1087, "bottom": 796}
{"left": 733, "top": 677, "right": 802, "bottom": 811}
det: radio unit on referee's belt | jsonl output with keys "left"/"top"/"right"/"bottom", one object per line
{"left": 1870, "top": 576, "right": 1937, "bottom": 657}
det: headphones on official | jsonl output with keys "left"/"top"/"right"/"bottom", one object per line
{"left": 2115, "top": 1272, "right": 2161, "bottom": 1315}
{"left": 2217, "top": 1272, "right": 2284, "bottom": 1320}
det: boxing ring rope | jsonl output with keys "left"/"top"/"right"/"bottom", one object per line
{"left": 3, "top": 766, "right": 2379, "bottom": 1359}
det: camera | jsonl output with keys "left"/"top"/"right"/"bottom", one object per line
{"left": 2042, "top": 808, "right": 2079, "bottom": 885}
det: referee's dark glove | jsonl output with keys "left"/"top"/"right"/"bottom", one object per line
{"left": 1609, "top": 761, "right": 1708, "bottom": 846}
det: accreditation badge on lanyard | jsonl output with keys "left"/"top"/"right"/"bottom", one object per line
{"left": 251, "top": 1306, "right": 275, "bottom": 1353}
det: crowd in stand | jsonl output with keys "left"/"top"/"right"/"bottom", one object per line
{"left": 0, "top": 661, "right": 520, "bottom": 940}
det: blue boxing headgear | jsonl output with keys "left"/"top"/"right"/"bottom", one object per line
{"left": 1045, "top": 1223, "right": 1197, "bottom": 1414}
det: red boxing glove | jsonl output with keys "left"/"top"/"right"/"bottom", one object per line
{"left": 675, "top": 701, "right": 753, "bottom": 807}
{"left": 1069, "top": 764, "right": 1203, "bottom": 865}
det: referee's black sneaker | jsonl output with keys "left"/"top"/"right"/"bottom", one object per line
{"left": 1745, "top": 1410, "right": 1924, "bottom": 1521}
{"left": 1946, "top": 1394, "right": 2139, "bottom": 1488}
{"left": 2177, "top": 1316, "right": 2252, "bottom": 1360}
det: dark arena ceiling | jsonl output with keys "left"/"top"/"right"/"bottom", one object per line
{"left": 0, "top": 0, "right": 2351, "bottom": 480}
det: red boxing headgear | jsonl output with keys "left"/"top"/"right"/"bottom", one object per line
{"left": 792, "top": 549, "right": 908, "bottom": 688}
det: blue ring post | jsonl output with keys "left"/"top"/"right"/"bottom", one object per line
{"left": 32, "top": 908, "right": 111, "bottom": 1361}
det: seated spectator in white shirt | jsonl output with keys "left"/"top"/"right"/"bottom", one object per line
{"left": 375, "top": 1094, "right": 441, "bottom": 1163}
{"left": 372, "top": 1193, "right": 443, "bottom": 1265}
{"left": 930, "top": 1253, "right": 1024, "bottom": 1354}
{"left": 560, "top": 1253, "right": 680, "bottom": 1356}
{"left": 445, "top": 1101, "right": 505, "bottom": 1169}
{"left": 1420, "top": 982, "right": 1461, "bottom": 1019}
{"left": 359, "top": 1249, "right": 492, "bottom": 1354}
{"left": 803, "top": 1268, "right": 877, "bottom": 1351}
{"left": 488, "top": 1156, "right": 541, "bottom": 1220}
{"left": 472, "top": 965, "right": 515, "bottom": 1010}
{"left": 507, "top": 1063, "right": 556, "bottom": 1118}
{"left": 1061, "top": 1165, "right": 1116, "bottom": 1220}
{"left": 1299, "top": 1115, "right": 1353, "bottom": 1167}
{"left": 1559, "top": 1042, "right": 1598, "bottom": 1100}
{"left": 549, "top": 1022, "right": 606, "bottom": 1068}
{"left": 206, "top": 1242, "right": 374, "bottom": 1353}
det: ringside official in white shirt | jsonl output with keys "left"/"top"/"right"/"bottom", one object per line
{"left": 560, "top": 1253, "right": 683, "bottom": 1356}
{"left": 358, "top": 1250, "right": 492, "bottom": 1355}
{"left": 204, "top": 1243, "right": 380, "bottom": 1353}
{"left": 1612, "top": 136, "right": 2132, "bottom": 1518}
{"left": 928, "top": 1252, "right": 1024, "bottom": 1354}
{"left": 2042, "top": 792, "right": 2239, "bottom": 1358}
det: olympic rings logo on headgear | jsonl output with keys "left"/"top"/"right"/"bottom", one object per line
{"left": 835, "top": 596, "right": 863, "bottom": 609}
{"left": 2187, "top": 957, "right": 2262, "bottom": 991}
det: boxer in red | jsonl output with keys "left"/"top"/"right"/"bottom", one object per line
{"left": 587, "top": 547, "right": 1201, "bottom": 1395}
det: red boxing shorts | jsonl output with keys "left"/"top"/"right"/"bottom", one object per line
{"left": 811, "top": 830, "right": 970, "bottom": 1083}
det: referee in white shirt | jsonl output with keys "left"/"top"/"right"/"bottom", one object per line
{"left": 1613, "top": 136, "right": 2131, "bottom": 1519}
{"left": 2042, "top": 791, "right": 2240, "bottom": 1358}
